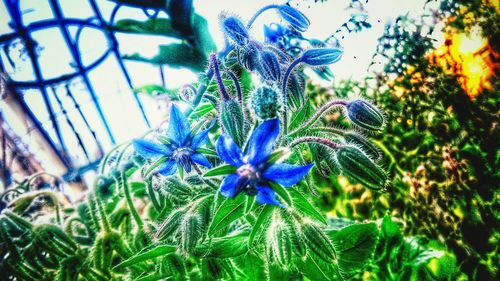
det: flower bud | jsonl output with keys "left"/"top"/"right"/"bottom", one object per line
{"left": 155, "top": 208, "right": 184, "bottom": 241}
{"left": 300, "top": 48, "right": 343, "bottom": 66}
{"left": 344, "top": 131, "right": 382, "bottom": 160}
{"left": 221, "top": 16, "right": 249, "bottom": 46}
{"left": 302, "top": 222, "right": 335, "bottom": 262}
{"left": 180, "top": 213, "right": 202, "bottom": 255}
{"left": 220, "top": 100, "right": 245, "bottom": 146}
{"left": 258, "top": 50, "right": 281, "bottom": 82}
{"left": 346, "top": 99, "right": 384, "bottom": 131}
{"left": 335, "top": 145, "right": 387, "bottom": 190}
{"left": 250, "top": 86, "right": 280, "bottom": 120}
{"left": 278, "top": 5, "right": 310, "bottom": 32}
{"left": 266, "top": 222, "right": 292, "bottom": 266}
{"left": 286, "top": 72, "right": 305, "bottom": 108}
{"left": 180, "top": 84, "right": 196, "bottom": 102}
{"left": 240, "top": 43, "right": 261, "bottom": 71}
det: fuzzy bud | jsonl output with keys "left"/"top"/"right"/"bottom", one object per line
{"left": 346, "top": 99, "right": 384, "bottom": 131}
{"left": 220, "top": 100, "right": 245, "bottom": 146}
{"left": 250, "top": 86, "right": 280, "bottom": 120}
{"left": 335, "top": 145, "right": 387, "bottom": 190}
{"left": 344, "top": 131, "right": 382, "bottom": 160}
{"left": 266, "top": 221, "right": 292, "bottom": 266}
{"left": 301, "top": 222, "right": 335, "bottom": 262}
{"left": 286, "top": 73, "right": 305, "bottom": 108}
{"left": 241, "top": 43, "right": 261, "bottom": 71}
{"left": 221, "top": 16, "right": 249, "bottom": 46}
{"left": 258, "top": 50, "right": 281, "bottom": 81}
{"left": 278, "top": 5, "right": 310, "bottom": 32}
{"left": 180, "top": 213, "right": 201, "bottom": 255}
{"left": 300, "top": 48, "right": 343, "bottom": 66}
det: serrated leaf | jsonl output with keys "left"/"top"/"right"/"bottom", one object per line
{"left": 204, "top": 165, "right": 236, "bottom": 177}
{"left": 113, "top": 244, "right": 176, "bottom": 270}
{"left": 329, "top": 222, "right": 379, "bottom": 279}
{"left": 208, "top": 194, "right": 245, "bottom": 236}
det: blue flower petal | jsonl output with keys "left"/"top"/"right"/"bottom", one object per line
{"left": 220, "top": 173, "right": 245, "bottom": 198}
{"left": 157, "top": 160, "right": 177, "bottom": 176}
{"left": 191, "top": 153, "right": 212, "bottom": 168}
{"left": 216, "top": 134, "right": 244, "bottom": 167}
{"left": 246, "top": 118, "right": 280, "bottom": 166}
{"left": 190, "top": 121, "right": 215, "bottom": 149}
{"left": 133, "top": 139, "right": 172, "bottom": 158}
{"left": 256, "top": 185, "right": 284, "bottom": 207}
{"left": 263, "top": 163, "right": 314, "bottom": 187}
{"left": 168, "top": 104, "right": 191, "bottom": 146}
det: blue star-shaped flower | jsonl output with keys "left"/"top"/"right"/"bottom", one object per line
{"left": 216, "top": 118, "right": 313, "bottom": 207}
{"left": 133, "top": 105, "right": 212, "bottom": 176}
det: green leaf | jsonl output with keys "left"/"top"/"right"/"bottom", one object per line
{"left": 289, "top": 101, "right": 313, "bottom": 131}
{"left": 269, "top": 182, "right": 292, "bottom": 207}
{"left": 196, "top": 147, "right": 218, "bottom": 157}
{"left": 145, "top": 157, "right": 168, "bottom": 177}
{"left": 114, "top": 18, "right": 181, "bottom": 38}
{"left": 248, "top": 205, "right": 274, "bottom": 246}
{"left": 194, "top": 231, "right": 249, "bottom": 258}
{"left": 266, "top": 148, "right": 291, "bottom": 165}
{"left": 329, "top": 222, "right": 379, "bottom": 279}
{"left": 123, "top": 43, "right": 206, "bottom": 72}
{"left": 113, "top": 244, "right": 176, "bottom": 270}
{"left": 190, "top": 102, "right": 215, "bottom": 118}
{"left": 208, "top": 194, "right": 245, "bottom": 236}
{"left": 381, "top": 214, "right": 403, "bottom": 241}
{"left": 204, "top": 165, "right": 237, "bottom": 177}
{"left": 244, "top": 195, "right": 256, "bottom": 214}
{"left": 295, "top": 255, "right": 339, "bottom": 281}
{"left": 290, "top": 189, "right": 326, "bottom": 225}
{"left": 133, "top": 84, "right": 169, "bottom": 97}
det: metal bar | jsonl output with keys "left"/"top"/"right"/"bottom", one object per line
{"left": 3, "top": 0, "right": 72, "bottom": 168}
{"left": 51, "top": 86, "right": 91, "bottom": 162}
{"left": 88, "top": 0, "right": 151, "bottom": 127}
{"left": 5, "top": 48, "right": 111, "bottom": 88}
{"left": 48, "top": 0, "right": 116, "bottom": 144}
{"left": 65, "top": 84, "right": 104, "bottom": 156}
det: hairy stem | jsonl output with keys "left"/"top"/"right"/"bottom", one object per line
{"left": 281, "top": 58, "right": 302, "bottom": 136}
{"left": 91, "top": 182, "right": 111, "bottom": 233}
{"left": 224, "top": 70, "right": 246, "bottom": 121}
{"left": 120, "top": 171, "right": 143, "bottom": 229}
{"left": 193, "top": 163, "right": 218, "bottom": 190}
{"left": 210, "top": 53, "right": 231, "bottom": 101}
{"left": 289, "top": 136, "right": 341, "bottom": 150}
{"left": 146, "top": 178, "right": 161, "bottom": 212}
{"left": 186, "top": 68, "right": 214, "bottom": 117}
{"left": 289, "top": 100, "right": 348, "bottom": 136}
{"left": 287, "top": 126, "right": 345, "bottom": 138}
{"left": 247, "top": 4, "right": 280, "bottom": 28}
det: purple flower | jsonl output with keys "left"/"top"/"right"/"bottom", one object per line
{"left": 133, "top": 105, "right": 213, "bottom": 176}
{"left": 215, "top": 118, "right": 313, "bottom": 207}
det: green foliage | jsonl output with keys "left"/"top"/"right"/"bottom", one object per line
{"left": 309, "top": 0, "right": 499, "bottom": 279}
